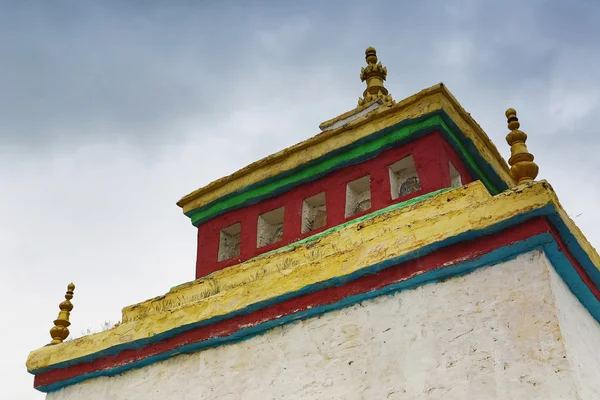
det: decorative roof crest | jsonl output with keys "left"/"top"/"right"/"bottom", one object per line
{"left": 505, "top": 108, "right": 539, "bottom": 184}
{"left": 358, "top": 47, "right": 394, "bottom": 107}
{"left": 49, "top": 283, "right": 75, "bottom": 345}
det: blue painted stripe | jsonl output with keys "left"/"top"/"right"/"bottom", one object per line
{"left": 542, "top": 240, "right": 600, "bottom": 320}
{"left": 546, "top": 213, "right": 600, "bottom": 289}
{"left": 34, "top": 206, "right": 600, "bottom": 393}
{"left": 436, "top": 112, "right": 508, "bottom": 195}
{"left": 34, "top": 203, "right": 556, "bottom": 375}
{"left": 39, "top": 230, "right": 598, "bottom": 393}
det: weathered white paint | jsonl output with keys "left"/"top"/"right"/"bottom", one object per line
{"left": 257, "top": 206, "right": 284, "bottom": 248}
{"left": 388, "top": 155, "right": 420, "bottom": 199}
{"left": 320, "top": 100, "right": 382, "bottom": 132}
{"left": 217, "top": 223, "right": 241, "bottom": 261}
{"left": 345, "top": 175, "right": 371, "bottom": 217}
{"left": 301, "top": 192, "right": 327, "bottom": 233}
{"left": 547, "top": 255, "right": 600, "bottom": 399}
{"left": 48, "top": 251, "right": 597, "bottom": 400}
{"left": 449, "top": 161, "right": 462, "bottom": 188}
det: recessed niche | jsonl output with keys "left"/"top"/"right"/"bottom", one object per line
{"left": 450, "top": 161, "right": 462, "bottom": 187}
{"left": 257, "top": 207, "right": 285, "bottom": 248}
{"left": 217, "top": 223, "right": 241, "bottom": 262}
{"left": 302, "top": 192, "right": 327, "bottom": 233}
{"left": 389, "top": 155, "right": 421, "bottom": 200}
{"left": 345, "top": 175, "right": 371, "bottom": 217}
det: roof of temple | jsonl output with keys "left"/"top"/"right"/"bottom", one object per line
{"left": 28, "top": 47, "right": 600, "bottom": 394}
{"left": 177, "top": 81, "right": 515, "bottom": 226}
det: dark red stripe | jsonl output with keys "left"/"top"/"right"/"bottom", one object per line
{"left": 548, "top": 223, "right": 600, "bottom": 299}
{"left": 196, "top": 132, "right": 472, "bottom": 278}
{"left": 35, "top": 217, "right": 593, "bottom": 389}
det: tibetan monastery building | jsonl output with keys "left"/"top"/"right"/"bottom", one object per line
{"left": 27, "top": 47, "right": 600, "bottom": 399}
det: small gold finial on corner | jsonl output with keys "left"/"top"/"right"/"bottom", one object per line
{"left": 49, "top": 283, "right": 75, "bottom": 345}
{"left": 505, "top": 108, "right": 539, "bottom": 184}
{"left": 358, "top": 47, "right": 394, "bottom": 107}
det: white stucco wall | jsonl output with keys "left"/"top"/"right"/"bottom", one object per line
{"left": 548, "top": 256, "right": 600, "bottom": 399}
{"left": 48, "top": 251, "right": 598, "bottom": 400}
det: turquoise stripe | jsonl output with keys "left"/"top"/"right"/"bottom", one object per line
{"left": 31, "top": 205, "right": 554, "bottom": 375}
{"left": 39, "top": 226, "right": 599, "bottom": 393}
{"left": 172, "top": 187, "right": 453, "bottom": 290}
{"left": 33, "top": 204, "right": 600, "bottom": 394}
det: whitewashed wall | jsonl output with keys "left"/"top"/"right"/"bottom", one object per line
{"left": 48, "top": 251, "right": 600, "bottom": 400}
{"left": 548, "top": 256, "right": 600, "bottom": 399}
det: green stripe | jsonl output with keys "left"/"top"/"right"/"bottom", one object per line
{"left": 171, "top": 187, "right": 452, "bottom": 290}
{"left": 253, "top": 187, "right": 453, "bottom": 259}
{"left": 188, "top": 113, "right": 500, "bottom": 226}
{"left": 437, "top": 120, "right": 495, "bottom": 189}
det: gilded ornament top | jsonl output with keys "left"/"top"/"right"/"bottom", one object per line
{"left": 49, "top": 283, "right": 75, "bottom": 345}
{"left": 505, "top": 108, "right": 539, "bottom": 184}
{"left": 358, "top": 47, "right": 394, "bottom": 106}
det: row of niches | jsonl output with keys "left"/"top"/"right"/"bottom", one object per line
{"left": 217, "top": 156, "right": 463, "bottom": 262}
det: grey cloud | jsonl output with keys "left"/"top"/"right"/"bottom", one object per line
{"left": 0, "top": 2, "right": 256, "bottom": 149}
{"left": 4, "top": 1, "right": 600, "bottom": 399}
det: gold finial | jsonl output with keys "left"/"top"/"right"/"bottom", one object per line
{"left": 505, "top": 108, "right": 539, "bottom": 184}
{"left": 49, "top": 283, "right": 75, "bottom": 345}
{"left": 358, "top": 47, "right": 394, "bottom": 107}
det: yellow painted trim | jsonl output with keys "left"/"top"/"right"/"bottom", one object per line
{"left": 177, "top": 83, "right": 514, "bottom": 215}
{"left": 28, "top": 180, "right": 600, "bottom": 372}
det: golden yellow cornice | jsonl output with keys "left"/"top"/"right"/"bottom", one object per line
{"left": 29, "top": 180, "right": 600, "bottom": 372}
{"left": 358, "top": 47, "right": 394, "bottom": 107}
{"left": 177, "top": 83, "right": 515, "bottom": 215}
{"left": 505, "top": 108, "right": 539, "bottom": 184}
{"left": 49, "top": 283, "right": 75, "bottom": 345}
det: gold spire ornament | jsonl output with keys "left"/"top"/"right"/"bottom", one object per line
{"left": 49, "top": 283, "right": 75, "bottom": 345}
{"left": 358, "top": 47, "right": 394, "bottom": 107}
{"left": 505, "top": 108, "right": 539, "bottom": 184}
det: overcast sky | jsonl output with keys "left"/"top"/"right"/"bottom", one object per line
{"left": 3, "top": 1, "right": 600, "bottom": 398}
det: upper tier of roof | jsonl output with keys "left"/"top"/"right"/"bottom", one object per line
{"left": 177, "top": 82, "right": 516, "bottom": 226}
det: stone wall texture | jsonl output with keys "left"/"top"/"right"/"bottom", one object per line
{"left": 48, "top": 251, "right": 600, "bottom": 399}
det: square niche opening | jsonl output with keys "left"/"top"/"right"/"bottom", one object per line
{"left": 389, "top": 155, "right": 421, "bottom": 200}
{"left": 345, "top": 175, "right": 371, "bottom": 218}
{"left": 257, "top": 207, "right": 285, "bottom": 248}
{"left": 302, "top": 192, "right": 327, "bottom": 233}
{"left": 450, "top": 161, "right": 463, "bottom": 187}
{"left": 217, "top": 223, "right": 241, "bottom": 262}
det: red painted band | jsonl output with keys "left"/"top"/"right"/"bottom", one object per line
{"left": 35, "top": 217, "right": 570, "bottom": 389}
{"left": 548, "top": 223, "right": 600, "bottom": 299}
{"left": 196, "top": 132, "right": 472, "bottom": 278}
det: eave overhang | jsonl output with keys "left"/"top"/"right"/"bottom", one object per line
{"left": 28, "top": 180, "right": 600, "bottom": 392}
{"left": 177, "top": 83, "right": 515, "bottom": 226}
